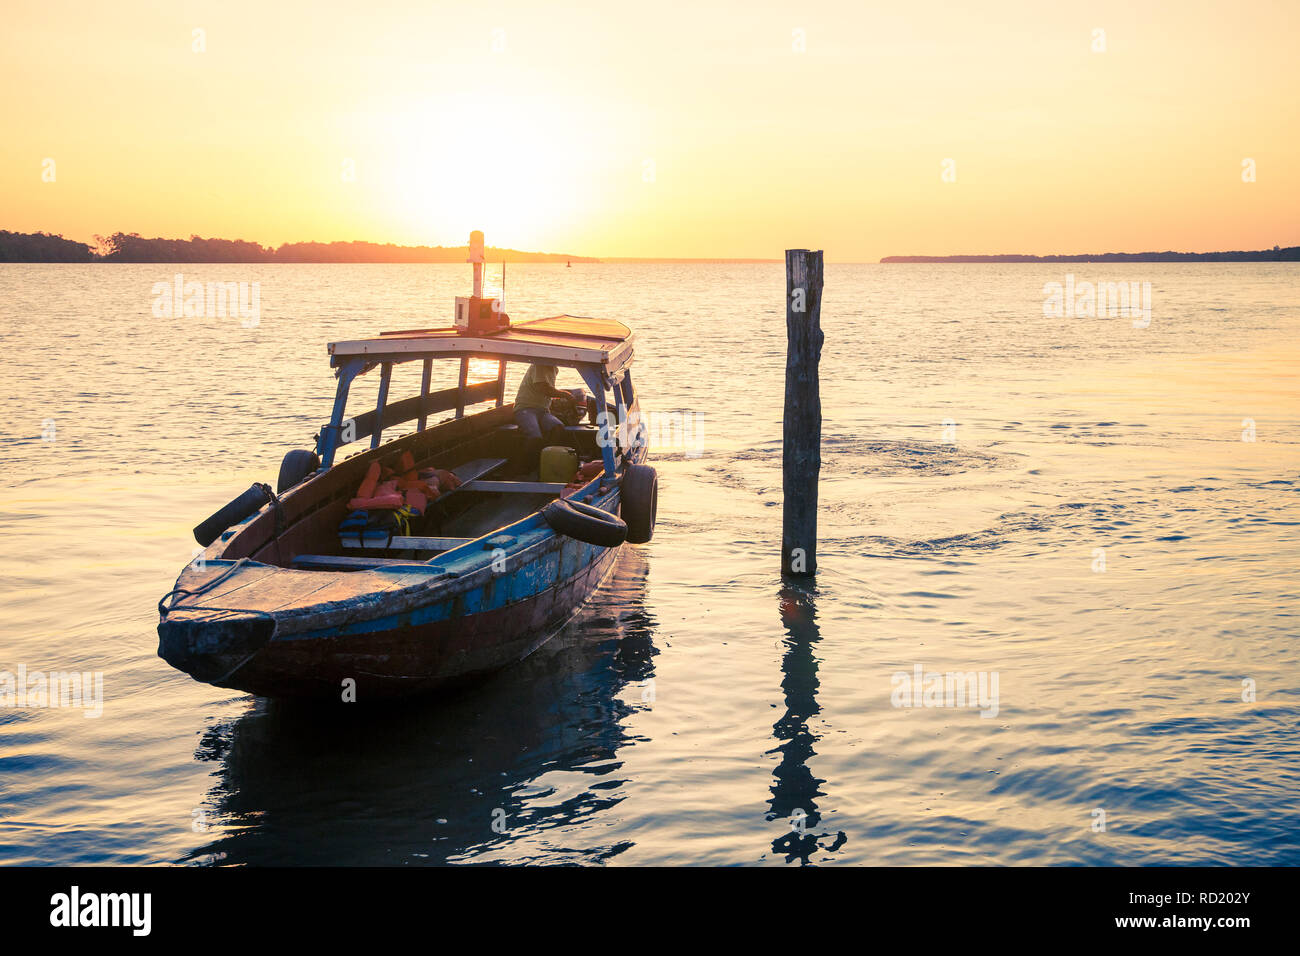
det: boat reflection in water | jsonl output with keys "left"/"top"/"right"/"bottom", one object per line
{"left": 182, "top": 548, "right": 657, "bottom": 866}
{"left": 767, "top": 581, "right": 847, "bottom": 864}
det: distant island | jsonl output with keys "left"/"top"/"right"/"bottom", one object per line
{"left": 882, "top": 246, "right": 1299, "bottom": 263}
{"left": 7, "top": 230, "right": 1297, "bottom": 265}
{"left": 0, "top": 230, "right": 599, "bottom": 264}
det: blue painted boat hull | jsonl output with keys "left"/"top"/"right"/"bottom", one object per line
{"left": 197, "top": 537, "right": 620, "bottom": 699}
{"left": 158, "top": 476, "right": 635, "bottom": 700}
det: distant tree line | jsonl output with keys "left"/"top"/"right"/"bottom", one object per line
{"left": 0, "top": 230, "right": 596, "bottom": 263}
{"left": 881, "top": 247, "right": 1300, "bottom": 263}
{"left": 96, "top": 232, "right": 272, "bottom": 262}
{"left": 0, "top": 230, "right": 95, "bottom": 262}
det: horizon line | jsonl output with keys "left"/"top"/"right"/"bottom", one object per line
{"left": 2, "top": 228, "right": 1298, "bottom": 265}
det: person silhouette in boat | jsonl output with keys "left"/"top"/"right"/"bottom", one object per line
{"left": 514, "top": 363, "right": 578, "bottom": 451}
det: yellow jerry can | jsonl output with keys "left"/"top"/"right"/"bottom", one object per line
{"left": 539, "top": 445, "right": 579, "bottom": 484}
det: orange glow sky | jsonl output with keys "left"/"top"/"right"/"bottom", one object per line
{"left": 2, "top": 0, "right": 1297, "bottom": 261}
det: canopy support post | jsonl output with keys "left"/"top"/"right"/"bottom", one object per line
{"left": 455, "top": 356, "right": 469, "bottom": 418}
{"left": 318, "top": 360, "right": 363, "bottom": 468}
{"left": 417, "top": 358, "right": 432, "bottom": 431}
{"left": 578, "top": 365, "right": 619, "bottom": 479}
{"left": 371, "top": 362, "right": 392, "bottom": 449}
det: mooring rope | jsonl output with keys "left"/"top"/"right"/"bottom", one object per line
{"left": 158, "top": 479, "right": 289, "bottom": 619}
{"left": 157, "top": 557, "right": 252, "bottom": 619}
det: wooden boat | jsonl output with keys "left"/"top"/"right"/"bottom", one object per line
{"left": 157, "top": 233, "right": 657, "bottom": 700}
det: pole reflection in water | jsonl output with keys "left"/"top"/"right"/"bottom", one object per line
{"left": 182, "top": 548, "right": 657, "bottom": 866}
{"left": 767, "top": 580, "right": 847, "bottom": 864}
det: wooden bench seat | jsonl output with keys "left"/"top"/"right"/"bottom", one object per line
{"left": 293, "top": 554, "right": 433, "bottom": 572}
{"left": 448, "top": 457, "right": 510, "bottom": 486}
{"left": 459, "top": 480, "right": 568, "bottom": 494}
{"left": 343, "top": 535, "right": 474, "bottom": 551}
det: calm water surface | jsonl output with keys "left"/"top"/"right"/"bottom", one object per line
{"left": 0, "top": 262, "right": 1297, "bottom": 865}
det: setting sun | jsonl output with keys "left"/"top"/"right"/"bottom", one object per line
{"left": 362, "top": 86, "right": 606, "bottom": 249}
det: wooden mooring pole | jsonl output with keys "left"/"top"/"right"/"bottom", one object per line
{"left": 782, "top": 249, "right": 824, "bottom": 577}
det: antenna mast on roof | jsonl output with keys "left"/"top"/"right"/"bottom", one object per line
{"left": 454, "top": 230, "right": 510, "bottom": 335}
{"left": 469, "top": 229, "right": 484, "bottom": 297}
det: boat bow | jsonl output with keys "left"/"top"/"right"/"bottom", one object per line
{"left": 158, "top": 607, "right": 278, "bottom": 685}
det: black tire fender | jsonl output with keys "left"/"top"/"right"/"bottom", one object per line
{"left": 277, "top": 449, "right": 321, "bottom": 493}
{"left": 621, "top": 464, "right": 658, "bottom": 544}
{"left": 542, "top": 498, "right": 628, "bottom": 548}
{"left": 193, "top": 484, "right": 271, "bottom": 547}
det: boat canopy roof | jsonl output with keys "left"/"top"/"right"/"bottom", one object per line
{"left": 328, "top": 315, "right": 634, "bottom": 372}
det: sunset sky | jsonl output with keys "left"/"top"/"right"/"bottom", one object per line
{"left": 2, "top": 0, "right": 1297, "bottom": 261}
